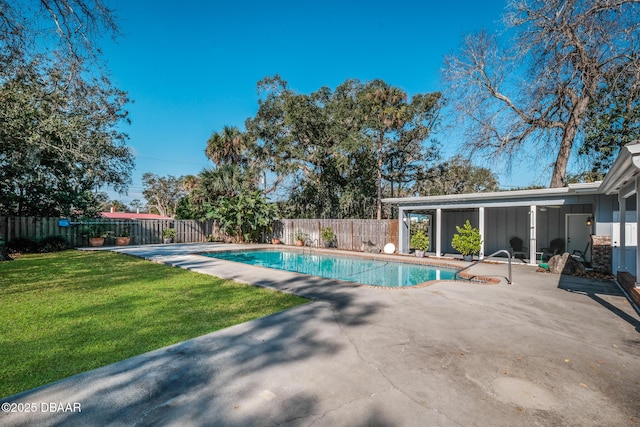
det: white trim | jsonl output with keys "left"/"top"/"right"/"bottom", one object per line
{"left": 636, "top": 176, "right": 640, "bottom": 286}
{"left": 479, "top": 207, "right": 485, "bottom": 260}
{"left": 620, "top": 181, "right": 637, "bottom": 199}
{"left": 619, "top": 195, "right": 627, "bottom": 272}
{"left": 399, "top": 208, "right": 409, "bottom": 255}
{"left": 436, "top": 208, "right": 442, "bottom": 257}
{"left": 529, "top": 206, "right": 537, "bottom": 265}
{"left": 383, "top": 182, "right": 601, "bottom": 206}
{"left": 599, "top": 141, "right": 640, "bottom": 195}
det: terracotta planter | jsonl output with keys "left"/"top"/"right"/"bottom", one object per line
{"left": 271, "top": 238, "right": 281, "bottom": 245}
{"left": 89, "top": 237, "right": 105, "bottom": 247}
{"left": 116, "top": 237, "right": 130, "bottom": 246}
{"left": 295, "top": 240, "right": 304, "bottom": 246}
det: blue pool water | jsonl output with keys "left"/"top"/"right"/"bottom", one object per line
{"left": 202, "top": 249, "right": 456, "bottom": 287}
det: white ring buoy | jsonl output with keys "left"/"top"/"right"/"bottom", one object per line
{"left": 383, "top": 243, "right": 395, "bottom": 254}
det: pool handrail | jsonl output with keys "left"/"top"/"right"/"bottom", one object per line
{"left": 454, "top": 249, "right": 512, "bottom": 285}
{"left": 304, "top": 238, "right": 318, "bottom": 255}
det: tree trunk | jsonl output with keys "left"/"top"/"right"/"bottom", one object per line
{"left": 549, "top": 133, "right": 573, "bottom": 188}
{"left": 376, "top": 133, "right": 383, "bottom": 220}
{"left": 549, "top": 97, "right": 590, "bottom": 188}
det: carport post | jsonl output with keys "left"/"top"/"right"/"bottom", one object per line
{"left": 478, "top": 207, "right": 485, "bottom": 260}
{"left": 436, "top": 208, "right": 442, "bottom": 257}
{"left": 399, "top": 208, "right": 409, "bottom": 254}
{"left": 619, "top": 193, "right": 627, "bottom": 273}
{"left": 529, "top": 205, "right": 537, "bottom": 265}
{"left": 636, "top": 176, "right": 640, "bottom": 287}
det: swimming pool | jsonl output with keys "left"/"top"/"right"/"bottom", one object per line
{"left": 201, "top": 249, "right": 457, "bottom": 287}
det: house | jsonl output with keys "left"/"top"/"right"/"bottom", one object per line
{"left": 383, "top": 141, "right": 640, "bottom": 289}
{"left": 100, "top": 207, "right": 172, "bottom": 220}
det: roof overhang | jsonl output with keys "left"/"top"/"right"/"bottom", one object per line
{"left": 382, "top": 182, "right": 601, "bottom": 209}
{"left": 598, "top": 141, "right": 640, "bottom": 196}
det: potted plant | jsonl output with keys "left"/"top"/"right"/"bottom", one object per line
{"left": 410, "top": 230, "right": 429, "bottom": 258}
{"left": 84, "top": 225, "right": 111, "bottom": 247}
{"left": 116, "top": 227, "right": 131, "bottom": 246}
{"left": 271, "top": 236, "right": 282, "bottom": 245}
{"left": 451, "top": 220, "right": 482, "bottom": 262}
{"left": 321, "top": 226, "right": 335, "bottom": 248}
{"left": 294, "top": 230, "right": 308, "bottom": 246}
{"left": 162, "top": 227, "right": 177, "bottom": 244}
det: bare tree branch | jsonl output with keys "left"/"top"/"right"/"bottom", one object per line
{"left": 445, "top": 0, "right": 640, "bottom": 187}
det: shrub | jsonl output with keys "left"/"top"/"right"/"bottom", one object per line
{"left": 6, "top": 238, "right": 39, "bottom": 254}
{"left": 38, "top": 236, "right": 69, "bottom": 253}
{"left": 162, "top": 228, "right": 177, "bottom": 239}
{"left": 451, "top": 220, "right": 482, "bottom": 256}
{"left": 410, "top": 230, "right": 430, "bottom": 252}
{"left": 6, "top": 236, "right": 68, "bottom": 254}
{"left": 207, "top": 190, "right": 277, "bottom": 243}
{"left": 320, "top": 227, "right": 334, "bottom": 242}
{"left": 294, "top": 230, "right": 308, "bottom": 242}
{"left": 82, "top": 224, "right": 112, "bottom": 238}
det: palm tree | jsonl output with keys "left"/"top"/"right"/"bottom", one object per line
{"left": 196, "top": 165, "right": 258, "bottom": 201}
{"left": 182, "top": 175, "right": 199, "bottom": 194}
{"left": 205, "top": 126, "right": 252, "bottom": 167}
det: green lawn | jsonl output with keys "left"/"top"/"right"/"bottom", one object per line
{"left": 0, "top": 250, "right": 308, "bottom": 398}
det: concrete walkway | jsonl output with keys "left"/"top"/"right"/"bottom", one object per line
{"left": 2, "top": 243, "right": 639, "bottom": 426}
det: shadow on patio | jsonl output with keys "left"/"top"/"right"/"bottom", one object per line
{"left": 558, "top": 274, "right": 640, "bottom": 332}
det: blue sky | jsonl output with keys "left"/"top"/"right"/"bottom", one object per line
{"left": 103, "top": 0, "right": 531, "bottom": 205}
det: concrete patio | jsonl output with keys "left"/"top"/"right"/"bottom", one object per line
{"left": 2, "top": 243, "right": 639, "bottom": 426}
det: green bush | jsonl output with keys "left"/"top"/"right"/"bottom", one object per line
{"left": 6, "top": 236, "right": 69, "bottom": 254}
{"left": 294, "top": 230, "right": 309, "bottom": 242}
{"left": 162, "top": 228, "right": 177, "bottom": 239}
{"left": 207, "top": 190, "right": 277, "bottom": 243}
{"left": 321, "top": 227, "right": 335, "bottom": 242}
{"left": 6, "top": 238, "right": 39, "bottom": 254}
{"left": 410, "top": 230, "right": 430, "bottom": 252}
{"left": 38, "top": 236, "right": 69, "bottom": 253}
{"left": 451, "top": 220, "right": 482, "bottom": 256}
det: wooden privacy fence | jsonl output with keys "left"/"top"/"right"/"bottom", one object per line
{"left": 274, "top": 218, "right": 399, "bottom": 251}
{"left": 0, "top": 216, "right": 399, "bottom": 250}
{"left": 0, "top": 217, "right": 217, "bottom": 247}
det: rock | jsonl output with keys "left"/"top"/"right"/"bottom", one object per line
{"left": 548, "top": 253, "right": 567, "bottom": 274}
{"left": 548, "top": 252, "right": 586, "bottom": 275}
{"left": 563, "top": 255, "right": 586, "bottom": 275}
{"left": 361, "top": 240, "right": 380, "bottom": 254}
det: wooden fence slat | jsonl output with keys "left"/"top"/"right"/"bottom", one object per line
{"left": 276, "top": 218, "right": 395, "bottom": 251}
{"left": 0, "top": 217, "right": 218, "bottom": 247}
{"left": 2, "top": 216, "right": 397, "bottom": 251}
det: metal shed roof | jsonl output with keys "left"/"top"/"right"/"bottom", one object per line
{"left": 382, "top": 181, "right": 601, "bottom": 207}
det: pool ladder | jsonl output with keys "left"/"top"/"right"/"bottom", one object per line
{"left": 454, "top": 249, "right": 513, "bottom": 285}
{"left": 304, "top": 238, "right": 318, "bottom": 255}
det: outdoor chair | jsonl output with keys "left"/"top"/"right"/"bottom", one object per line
{"left": 541, "top": 238, "right": 564, "bottom": 261}
{"left": 571, "top": 242, "right": 591, "bottom": 267}
{"left": 509, "top": 237, "right": 528, "bottom": 261}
